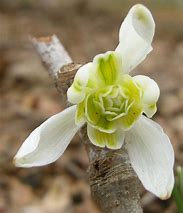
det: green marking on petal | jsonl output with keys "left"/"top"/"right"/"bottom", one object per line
{"left": 103, "top": 96, "right": 113, "bottom": 109}
{"left": 85, "top": 88, "right": 118, "bottom": 133}
{"left": 121, "top": 75, "right": 141, "bottom": 102}
{"left": 67, "top": 62, "right": 93, "bottom": 104}
{"left": 87, "top": 125, "right": 105, "bottom": 147}
{"left": 116, "top": 75, "right": 143, "bottom": 129}
{"left": 75, "top": 100, "right": 86, "bottom": 125}
{"left": 94, "top": 116, "right": 117, "bottom": 133}
{"left": 67, "top": 84, "right": 85, "bottom": 104}
{"left": 135, "top": 5, "right": 149, "bottom": 25}
{"left": 119, "top": 102, "right": 142, "bottom": 130}
{"left": 93, "top": 52, "right": 122, "bottom": 86}
{"left": 73, "top": 80, "right": 83, "bottom": 92}
{"left": 143, "top": 103, "right": 157, "bottom": 118}
{"left": 87, "top": 125, "right": 125, "bottom": 149}
{"left": 85, "top": 93, "right": 102, "bottom": 125}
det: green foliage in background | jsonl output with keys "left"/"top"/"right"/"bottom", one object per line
{"left": 172, "top": 166, "right": 183, "bottom": 213}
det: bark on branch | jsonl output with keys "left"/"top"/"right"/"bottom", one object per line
{"left": 32, "top": 35, "right": 143, "bottom": 213}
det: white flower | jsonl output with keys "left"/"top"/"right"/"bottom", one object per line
{"left": 14, "top": 4, "right": 174, "bottom": 200}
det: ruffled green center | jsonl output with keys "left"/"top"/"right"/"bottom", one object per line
{"left": 85, "top": 79, "right": 142, "bottom": 133}
{"left": 68, "top": 51, "right": 158, "bottom": 135}
{"left": 74, "top": 51, "right": 143, "bottom": 133}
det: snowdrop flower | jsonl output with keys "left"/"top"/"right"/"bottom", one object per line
{"left": 14, "top": 4, "right": 174, "bottom": 199}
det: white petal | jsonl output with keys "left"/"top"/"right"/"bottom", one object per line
{"left": 115, "top": 4, "right": 155, "bottom": 73}
{"left": 167, "top": 170, "right": 174, "bottom": 198}
{"left": 133, "top": 75, "right": 160, "bottom": 118}
{"left": 125, "top": 115, "right": 174, "bottom": 199}
{"left": 133, "top": 75, "right": 160, "bottom": 105}
{"left": 142, "top": 104, "right": 157, "bottom": 118}
{"left": 14, "top": 105, "right": 81, "bottom": 167}
{"left": 67, "top": 63, "right": 93, "bottom": 104}
{"left": 87, "top": 124, "right": 125, "bottom": 149}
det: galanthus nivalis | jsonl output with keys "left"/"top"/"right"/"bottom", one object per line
{"left": 14, "top": 4, "right": 174, "bottom": 200}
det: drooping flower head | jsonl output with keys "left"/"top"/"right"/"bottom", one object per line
{"left": 14, "top": 4, "right": 174, "bottom": 200}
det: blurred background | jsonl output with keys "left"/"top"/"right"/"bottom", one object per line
{"left": 0, "top": 0, "right": 183, "bottom": 212}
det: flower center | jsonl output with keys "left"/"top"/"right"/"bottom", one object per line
{"left": 101, "top": 86, "right": 129, "bottom": 121}
{"left": 84, "top": 76, "right": 143, "bottom": 133}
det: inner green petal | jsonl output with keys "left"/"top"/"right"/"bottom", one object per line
{"left": 87, "top": 125, "right": 124, "bottom": 149}
{"left": 94, "top": 52, "right": 122, "bottom": 86}
{"left": 118, "top": 102, "right": 142, "bottom": 130}
{"left": 92, "top": 116, "right": 117, "bottom": 133}
{"left": 85, "top": 92, "right": 117, "bottom": 133}
{"left": 85, "top": 93, "right": 102, "bottom": 125}
{"left": 120, "top": 75, "right": 141, "bottom": 102}
{"left": 75, "top": 100, "right": 86, "bottom": 125}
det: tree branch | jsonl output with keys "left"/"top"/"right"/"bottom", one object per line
{"left": 32, "top": 35, "right": 143, "bottom": 213}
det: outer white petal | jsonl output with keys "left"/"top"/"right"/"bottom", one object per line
{"left": 115, "top": 4, "right": 155, "bottom": 73}
{"left": 67, "top": 63, "right": 92, "bottom": 104}
{"left": 125, "top": 115, "right": 174, "bottom": 199}
{"left": 14, "top": 105, "right": 81, "bottom": 167}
